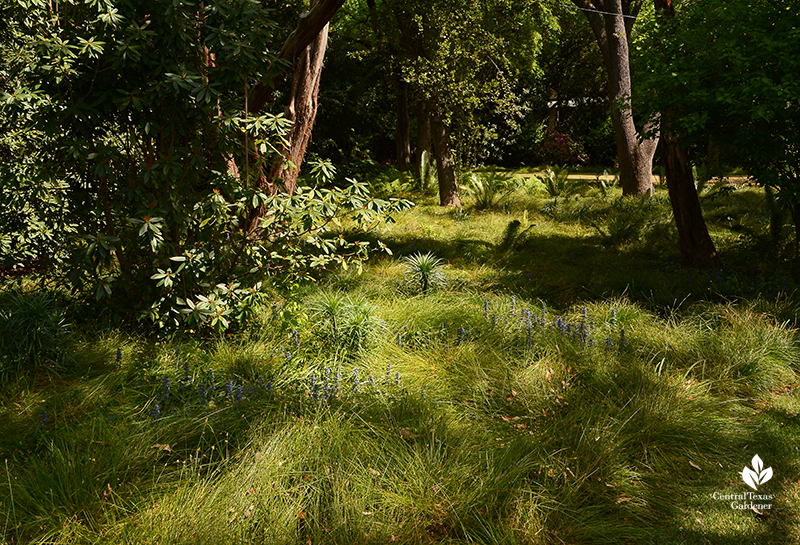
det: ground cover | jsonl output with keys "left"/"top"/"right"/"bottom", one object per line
{"left": 2, "top": 178, "right": 800, "bottom": 544}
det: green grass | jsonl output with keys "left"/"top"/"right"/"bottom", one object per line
{"left": 3, "top": 178, "right": 800, "bottom": 543}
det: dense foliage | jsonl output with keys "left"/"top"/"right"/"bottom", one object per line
{"left": 0, "top": 0, "right": 410, "bottom": 332}
{"left": 314, "top": 0, "right": 571, "bottom": 168}
{"left": 636, "top": 0, "right": 800, "bottom": 197}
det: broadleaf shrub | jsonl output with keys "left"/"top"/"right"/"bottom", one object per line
{"left": 0, "top": 0, "right": 413, "bottom": 333}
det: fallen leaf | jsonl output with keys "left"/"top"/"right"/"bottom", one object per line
{"left": 399, "top": 428, "right": 422, "bottom": 440}
{"left": 616, "top": 497, "right": 632, "bottom": 504}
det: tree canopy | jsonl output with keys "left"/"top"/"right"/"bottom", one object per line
{"left": 636, "top": 0, "right": 800, "bottom": 196}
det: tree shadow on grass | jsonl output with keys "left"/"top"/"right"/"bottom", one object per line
{"left": 363, "top": 216, "right": 799, "bottom": 316}
{"left": 369, "top": 225, "right": 674, "bottom": 308}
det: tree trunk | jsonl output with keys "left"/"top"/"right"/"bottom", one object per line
{"left": 416, "top": 100, "right": 433, "bottom": 188}
{"left": 653, "top": 0, "right": 719, "bottom": 268}
{"left": 234, "top": 0, "right": 342, "bottom": 232}
{"left": 661, "top": 137, "right": 721, "bottom": 268}
{"left": 265, "top": 1, "right": 329, "bottom": 196}
{"left": 789, "top": 202, "right": 800, "bottom": 282}
{"left": 247, "top": 0, "right": 345, "bottom": 115}
{"left": 394, "top": 74, "right": 412, "bottom": 172}
{"left": 429, "top": 102, "right": 461, "bottom": 207}
{"left": 572, "top": 0, "right": 657, "bottom": 195}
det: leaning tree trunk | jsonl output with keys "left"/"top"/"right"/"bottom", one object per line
{"left": 429, "top": 101, "right": 461, "bottom": 207}
{"left": 247, "top": 0, "right": 344, "bottom": 115}
{"left": 661, "top": 137, "right": 721, "bottom": 267}
{"left": 572, "top": 0, "right": 658, "bottom": 195}
{"left": 240, "top": 0, "right": 343, "bottom": 232}
{"left": 267, "top": 3, "right": 329, "bottom": 196}
{"left": 654, "top": 0, "right": 720, "bottom": 268}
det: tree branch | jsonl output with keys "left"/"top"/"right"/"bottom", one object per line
{"left": 248, "top": 0, "right": 345, "bottom": 114}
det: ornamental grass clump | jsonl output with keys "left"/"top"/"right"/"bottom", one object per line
{"left": 306, "top": 291, "right": 383, "bottom": 355}
{"left": 402, "top": 252, "right": 446, "bottom": 294}
{"left": 0, "top": 291, "right": 71, "bottom": 383}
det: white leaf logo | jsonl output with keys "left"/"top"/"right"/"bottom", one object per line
{"left": 742, "top": 455, "right": 773, "bottom": 490}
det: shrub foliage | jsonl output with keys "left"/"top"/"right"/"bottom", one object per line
{"left": 0, "top": 0, "right": 411, "bottom": 331}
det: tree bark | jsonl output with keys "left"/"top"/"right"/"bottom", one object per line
{"left": 266, "top": 9, "right": 329, "bottom": 196}
{"left": 429, "top": 102, "right": 461, "bottom": 207}
{"left": 245, "top": 0, "right": 337, "bottom": 232}
{"left": 661, "top": 137, "right": 721, "bottom": 267}
{"left": 247, "top": 0, "right": 345, "bottom": 115}
{"left": 653, "top": 0, "right": 720, "bottom": 268}
{"left": 394, "top": 74, "right": 412, "bottom": 172}
{"left": 416, "top": 99, "right": 433, "bottom": 188}
{"left": 571, "top": 0, "right": 658, "bottom": 195}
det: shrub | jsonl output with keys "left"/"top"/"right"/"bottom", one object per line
{"left": 541, "top": 130, "right": 588, "bottom": 166}
{"left": 139, "top": 178, "right": 411, "bottom": 333}
{"left": 0, "top": 0, "right": 413, "bottom": 335}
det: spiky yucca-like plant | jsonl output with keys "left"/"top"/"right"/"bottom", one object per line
{"left": 403, "top": 252, "right": 446, "bottom": 294}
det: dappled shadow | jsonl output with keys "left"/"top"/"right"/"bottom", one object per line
{"left": 354, "top": 186, "right": 798, "bottom": 314}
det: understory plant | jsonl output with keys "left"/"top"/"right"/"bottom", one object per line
{"left": 403, "top": 252, "right": 447, "bottom": 294}
{"left": 306, "top": 291, "right": 383, "bottom": 355}
{"left": 539, "top": 167, "right": 577, "bottom": 198}
{"left": 0, "top": 291, "right": 71, "bottom": 382}
{"left": 463, "top": 170, "right": 519, "bottom": 209}
{"left": 418, "top": 149, "right": 437, "bottom": 191}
